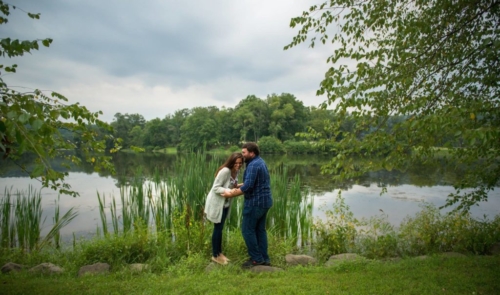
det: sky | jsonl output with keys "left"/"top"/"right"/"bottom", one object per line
{"left": 2, "top": 0, "right": 333, "bottom": 122}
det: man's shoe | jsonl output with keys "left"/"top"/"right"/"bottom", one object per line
{"left": 241, "top": 260, "right": 265, "bottom": 269}
{"left": 264, "top": 261, "right": 271, "bottom": 266}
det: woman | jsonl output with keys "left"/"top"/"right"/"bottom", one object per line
{"left": 204, "top": 152, "right": 243, "bottom": 265}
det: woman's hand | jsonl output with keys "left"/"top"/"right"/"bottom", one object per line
{"left": 221, "top": 188, "right": 238, "bottom": 198}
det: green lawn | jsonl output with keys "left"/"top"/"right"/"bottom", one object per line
{"left": 2, "top": 255, "right": 499, "bottom": 295}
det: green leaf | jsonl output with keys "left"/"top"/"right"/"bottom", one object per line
{"left": 42, "top": 38, "right": 52, "bottom": 47}
{"left": 31, "top": 164, "right": 45, "bottom": 178}
{"left": 18, "top": 113, "right": 30, "bottom": 124}
{"left": 31, "top": 119, "right": 43, "bottom": 130}
{"left": 5, "top": 107, "right": 17, "bottom": 117}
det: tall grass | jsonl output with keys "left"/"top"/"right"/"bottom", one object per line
{"left": 312, "top": 193, "right": 500, "bottom": 261}
{"left": 96, "top": 152, "right": 314, "bottom": 250}
{"left": 96, "top": 152, "right": 221, "bottom": 238}
{"left": 0, "top": 187, "right": 77, "bottom": 251}
{"left": 269, "top": 165, "right": 312, "bottom": 246}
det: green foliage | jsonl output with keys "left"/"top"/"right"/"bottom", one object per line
{"left": 283, "top": 140, "right": 314, "bottom": 154}
{"left": 266, "top": 93, "right": 308, "bottom": 141}
{"left": 0, "top": 2, "right": 117, "bottom": 196}
{"left": 398, "top": 204, "right": 500, "bottom": 256}
{"left": 0, "top": 187, "right": 76, "bottom": 252}
{"left": 313, "top": 192, "right": 358, "bottom": 261}
{"left": 78, "top": 230, "right": 152, "bottom": 266}
{"left": 258, "top": 136, "right": 284, "bottom": 154}
{"left": 355, "top": 215, "right": 399, "bottom": 259}
{"left": 269, "top": 166, "right": 313, "bottom": 247}
{"left": 286, "top": 0, "right": 500, "bottom": 211}
{"left": 314, "top": 195, "right": 500, "bottom": 260}
{"left": 169, "top": 206, "right": 210, "bottom": 257}
{"left": 180, "top": 107, "right": 220, "bottom": 151}
{"left": 228, "top": 145, "right": 240, "bottom": 152}
{"left": 233, "top": 95, "right": 270, "bottom": 142}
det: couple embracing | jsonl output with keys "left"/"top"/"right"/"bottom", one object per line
{"left": 204, "top": 142, "right": 273, "bottom": 268}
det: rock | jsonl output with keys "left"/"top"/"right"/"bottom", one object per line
{"left": 440, "top": 252, "right": 466, "bottom": 258}
{"left": 29, "top": 263, "right": 64, "bottom": 274}
{"left": 285, "top": 254, "right": 317, "bottom": 266}
{"left": 78, "top": 263, "right": 110, "bottom": 277}
{"left": 325, "top": 253, "right": 364, "bottom": 267}
{"left": 382, "top": 257, "right": 402, "bottom": 263}
{"left": 248, "top": 265, "right": 283, "bottom": 273}
{"left": 1, "top": 262, "right": 25, "bottom": 273}
{"left": 129, "top": 263, "right": 148, "bottom": 272}
{"left": 205, "top": 262, "right": 221, "bottom": 273}
{"left": 489, "top": 242, "right": 500, "bottom": 255}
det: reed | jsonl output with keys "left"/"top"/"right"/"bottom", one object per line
{"left": 0, "top": 188, "right": 13, "bottom": 248}
{"left": 37, "top": 201, "right": 77, "bottom": 251}
{"left": 14, "top": 186, "right": 43, "bottom": 251}
{"left": 97, "top": 192, "right": 108, "bottom": 236}
{"left": 269, "top": 165, "right": 313, "bottom": 246}
{"left": 0, "top": 187, "right": 77, "bottom": 251}
{"left": 96, "top": 152, "right": 314, "bottom": 249}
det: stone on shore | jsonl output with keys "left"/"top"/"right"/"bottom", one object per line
{"left": 78, "top": 263, "right": 110, "bottom": 277}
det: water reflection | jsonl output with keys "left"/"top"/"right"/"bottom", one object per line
{"left": 1, "top": 152, "right": 499, "bottom": 237}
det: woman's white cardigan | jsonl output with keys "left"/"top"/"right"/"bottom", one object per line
{"left": 204, "top": 167, "right": 235, "bottom": 223}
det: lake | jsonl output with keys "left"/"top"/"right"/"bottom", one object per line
{"left": 1, "top": 152, "right": 499, "bottom": 238}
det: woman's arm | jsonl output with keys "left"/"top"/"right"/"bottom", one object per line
{"left": 212, "top": 168, "right": 231, "bottom": 195}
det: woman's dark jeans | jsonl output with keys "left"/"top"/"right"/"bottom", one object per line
{"left": 241, "top": 206, "right": 270, "bottom": 263}
{"left": 212, "top": 207, "right": 229, "bottom": 257}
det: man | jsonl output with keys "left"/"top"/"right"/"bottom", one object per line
{"left": 221, "top": 142, "right": 273, "bottom": 268}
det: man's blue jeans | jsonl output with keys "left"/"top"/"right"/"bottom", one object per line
{"left": 241, "top": 206, "right": 270, "bottom": 263}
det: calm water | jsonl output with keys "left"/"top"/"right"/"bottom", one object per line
{"left": 1, "top": 152, "right": 499, "bottom": 237}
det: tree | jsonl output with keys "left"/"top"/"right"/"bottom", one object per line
{"left": 165, "top": 108, "right": 189, "bottom": 147}
{"left": 306, "top": 106, "right": 336, "bottom": 139}
{"left": 286, "top": 0, "right": 500, "bottom": 211}
{"left": 267, "top": 93, "right": 308, "bottom": 141}
{"left": 214, "top": 107, "right": 240, "bottom": 146}
{"left": 234, "top": 95, "right": 269, "bottom": 142}
{"left": 142, "top": 118, "right": 168, "bottom": 149}
{"left": 0, "top": 2, "right": 117, "bottom": 196}
{"left": 180, "top": 107, "right": 219, "bottom": 151}
{"left": 110, "top": 113, "right": 145, "bottom": 148}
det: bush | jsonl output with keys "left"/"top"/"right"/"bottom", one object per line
{"left": 228, "top": 145, "right": 240, "bottom": 152}
{"left": 313, "top": 193, "right": 359, "bottom": 262}
{"left": 258, "top": 136, "right": 284, "bottom": 154}
{"left": 283, "top": 140, "right": 314, "bottom": 154}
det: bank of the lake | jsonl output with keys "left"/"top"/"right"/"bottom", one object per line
{"left": 1, "top": 152, "right": 500, "bottom": 242}
{"left": 2, "top": 255, "right": 499, "bottom": 295}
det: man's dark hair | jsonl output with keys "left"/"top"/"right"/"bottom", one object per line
{"left": 242, "top": 142, "right": 260, "bottom": 156}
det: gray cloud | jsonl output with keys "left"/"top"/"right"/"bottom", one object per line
{"left": 1, "top": 0, "right": 332, "bottom": 121}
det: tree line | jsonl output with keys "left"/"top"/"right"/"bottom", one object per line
{"left": 101, "top": 93, "right": 409, "bottom": 153}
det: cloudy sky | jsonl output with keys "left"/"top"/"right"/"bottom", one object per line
{"left": 2, "top": 0, "right": 332, "bottom": 122}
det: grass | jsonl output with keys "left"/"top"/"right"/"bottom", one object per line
{"left": 2, "top": 150, "right": 500, "bottom": 294}
{"left": 157, "top": 147, "right": 177, "bottom": 154}
{"left": 1, "top": 255, "right": 499, "bottom": 294}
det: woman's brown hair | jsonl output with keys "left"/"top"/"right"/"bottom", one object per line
{"left": 215, "top": 152, "right": 243, "bottom": 177}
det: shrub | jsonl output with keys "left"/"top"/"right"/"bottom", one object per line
{"left": 313, "top": 193, "right": 359, "bottom": 262}
{"left": 228, "top": 145, "right": 240, "bottom": 152}
{"left": 258, "top": 136, "right": 284, "bottom": 154}
{"left": 283, "top": 140, "right": 314, "bottom": 154}
{"left": 355, "top": 215, "right": 399, "bottom": 259}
